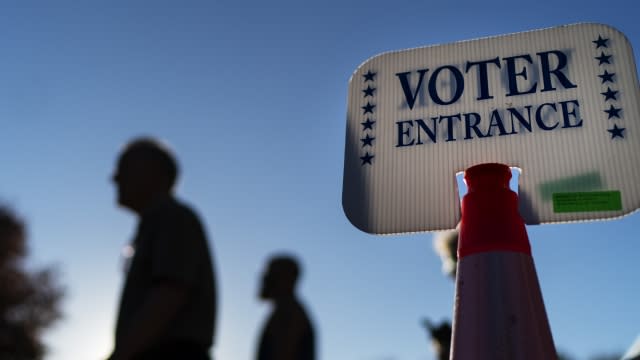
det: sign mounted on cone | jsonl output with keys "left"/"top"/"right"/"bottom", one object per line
{"left": 342, "top": 23, "right": 640, "bottom": 234}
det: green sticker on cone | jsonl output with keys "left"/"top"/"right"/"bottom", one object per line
{"left": 552, "top": 191, "right": 622, "bottom": 213}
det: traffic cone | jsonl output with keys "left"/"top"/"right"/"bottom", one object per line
{"left": 450, "top": 163, "right": 557, "bottom": 359}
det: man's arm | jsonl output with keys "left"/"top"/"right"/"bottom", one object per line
{"left": 109, "top": 281, "right": 188, "bottom": 360}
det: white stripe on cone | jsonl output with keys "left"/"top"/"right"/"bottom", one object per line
{"left": 450, "top": 251, "right": 556, "bottom": 359}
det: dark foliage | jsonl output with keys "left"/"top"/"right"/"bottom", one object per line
{"left": 0, "top": 206, "right": 64, "bottom": 360}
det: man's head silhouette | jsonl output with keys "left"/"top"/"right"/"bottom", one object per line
{"left": 256, "top": 255, "right": 315, "bottom": 360}
{"left": 259, "top": 255, "right": 300, "bottom": 302}
{"left": 112, "top": 137, "right": 179, "bottom": 214}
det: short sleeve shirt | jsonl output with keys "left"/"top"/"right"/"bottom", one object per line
{"left": 115, "top": 196, "right": 217, "bottom": 349}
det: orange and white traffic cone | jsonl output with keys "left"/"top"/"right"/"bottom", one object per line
{"left": 450, "top": 163, "right": 557, "bottom": 360}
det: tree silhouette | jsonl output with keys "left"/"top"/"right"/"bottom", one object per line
{"left": 433, "top": 229, "right": 458, "bottom": 280}
{"left": 0, "top": 205, "right": 64, "bottom": 360}
{"left": 422, "top": 230, "right": 458, "bottom": 360}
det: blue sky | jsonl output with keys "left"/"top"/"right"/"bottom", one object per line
{"left": 0, "top": 1, "right": 638, "bottom": 359}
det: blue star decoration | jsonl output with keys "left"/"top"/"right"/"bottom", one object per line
{"left": 595, "top": 52, "right": 612, "bottom": 65}
{"left": 608, "top": 124, "right": 625, "bottom": 139}
{"left": 360, "top": 134, "right": 375, "bottom": 147}
{"left": 604, "top": 104, "right": 622, "bottom": 119}
{"left": 361, "top": 118, "right": 375, "bottom": 130}
{"left": 362, "top": 85, "right": 376, "bottom": 97}
{"left": 362, "top": 102, "right": 376, "bottom": 114}
{"left": 601, "top": 87, "right": 618, "bottom": 101}
{"left": 360, "top": 152, "right": 374, "bottom": 165}
{"left": 593, "top": 36, "right": 609, "bottom": 49}
{"left": 363, "top": 70, "right": 376, "bottom": 82}
{"left": 598, "top": 70, "right": 615, "bottom": 84}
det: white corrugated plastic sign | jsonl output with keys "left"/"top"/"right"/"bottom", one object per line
{"left": 342, "top": 23, "right": 640, "bottom": 234}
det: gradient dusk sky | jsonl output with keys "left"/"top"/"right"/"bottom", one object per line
{"left": 0, "top": 1, "right": 638, "bottom": 359}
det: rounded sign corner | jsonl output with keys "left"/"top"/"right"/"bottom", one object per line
{"left": 348, "top": 51, "right": 397, "bottom": 86}
{"left": 341, "top": 201, "right": 377, "bottom": 235}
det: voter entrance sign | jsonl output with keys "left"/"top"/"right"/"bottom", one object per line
{"left": 342, "top": 23, "right": 640, "bottom": 234}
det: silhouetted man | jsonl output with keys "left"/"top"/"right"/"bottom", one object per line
{"left": 257, "top": 255, "right": 315, "bottom": 360}
{"left": 108, "top": 137, "right": 217, "bottom": 360}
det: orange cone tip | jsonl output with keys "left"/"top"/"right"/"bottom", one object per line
{"left": 458, "top": 163, "right": 531, "bottom": 258}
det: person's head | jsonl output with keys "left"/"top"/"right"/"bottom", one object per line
{"left": 259, "top": 255, "right": 301, "bottom": 302}
{"left": 112, "top": 137, "right": 179, "bottom": 214}
{"left": 423, "top": 319, "right": 452, "bottom": 360}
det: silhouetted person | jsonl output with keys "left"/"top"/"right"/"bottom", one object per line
{"left": 257, "top": 255, "right": 315, "bottom": 360}
{"left": 422, "top": 319, "right": 451, "bottom": 360}
{"left": 108, "top": 137, "right": 217, "bottom": 360}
